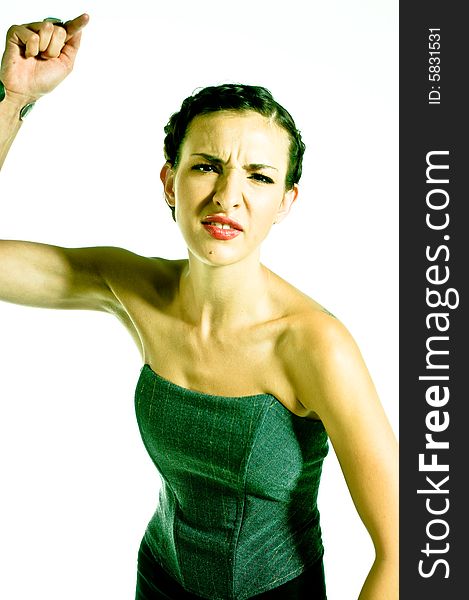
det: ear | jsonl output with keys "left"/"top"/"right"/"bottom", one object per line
{"left": 274, "top": 185, "right": 299, "bottom": 224}
{"left": 160, "top": 162, "right": 176, "bottom": 208}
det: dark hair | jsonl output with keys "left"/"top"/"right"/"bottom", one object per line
{"left": 163, "top": 83, "right": 306, "bottom": 220}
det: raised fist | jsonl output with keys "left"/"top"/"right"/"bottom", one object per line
{"left": 0, "top": 14, "right": 89, "bottom": 104}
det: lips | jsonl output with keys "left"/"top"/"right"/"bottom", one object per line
{"left": 201, "top": 215, "right": 243, "bottom": 240}
{"left": 201, "top": 215, "right": 243, "bottom": 230}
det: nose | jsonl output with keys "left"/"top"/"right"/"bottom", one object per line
{"left": 212, "top": 170, "right": 242, "bottom": 211}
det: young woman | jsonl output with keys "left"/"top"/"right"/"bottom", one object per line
{"left": 0, "top": 14, "right": 398, "bottom": 600}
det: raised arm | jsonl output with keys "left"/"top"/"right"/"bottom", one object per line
{"left": 285, "top": 314, "right": 398, "bottom": 599}
{"left": 0, "top": 14, "right": 89, "bottom": 169}
{"left": 0, "top": 15, "right": 119, "bottom": 312}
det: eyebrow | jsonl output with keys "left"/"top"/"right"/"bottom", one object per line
{"left": 190, "top": 153, "right": 278, "bottom": 171}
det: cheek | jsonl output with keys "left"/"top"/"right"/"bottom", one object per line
{"left": 174, "top": 173, "right": 211, "bottom": 204}
{"left": 255, "top": 191, "right": 285, "bottom": 219}
{"left": 250, "top": 205, "right": 279, "bottom": 240}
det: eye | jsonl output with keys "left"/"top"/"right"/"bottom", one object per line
{"left": 248, "top": 173, "right": 275, "bottom": 184}
{"left": 191, "top": 163, "right": 219, "bottom": 173}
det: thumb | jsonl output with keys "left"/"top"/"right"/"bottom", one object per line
{"left": 61, "top": 30, "right": 83, "bottom": 64}
{"left": 64, "top": 13, "right": 90, "bottom": 40}
{"left": 59, "top": 14, "right": 89, "bottom": 66}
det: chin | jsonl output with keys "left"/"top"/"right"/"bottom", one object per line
{"left": 190, "top": 244, "right": 256, "bottom": 268}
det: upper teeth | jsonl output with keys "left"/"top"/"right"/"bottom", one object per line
{"left": 210, "top": 222, "right": 232, "bottom": 229}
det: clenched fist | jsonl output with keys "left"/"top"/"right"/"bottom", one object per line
{"left": 0, "top": 14, "right": 89, "bottom": 104}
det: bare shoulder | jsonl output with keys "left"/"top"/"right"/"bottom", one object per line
{"left": 84, "top": 246, "right": 185, "bottom": 293}
{"left": 271, "top": 273, "right": 371, "bottom": 419}
{"left": 278, "top": 292, "right": 358, "bottom": 381}
{"left": 65, "top": 245, "right": 187, "bottom": 313}
{"left": 269, "top": 268, "right": 348, "bottom": 354}
{"left": 82, "top": 246, "right": 181, "bottom": 275}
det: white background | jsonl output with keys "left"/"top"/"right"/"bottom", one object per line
{"left": 0, "top": 1, "right": 398, "bottom": 599}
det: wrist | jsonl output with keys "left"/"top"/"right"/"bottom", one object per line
{"left": 0, "top": 80, "right": 37, "bottom": 120}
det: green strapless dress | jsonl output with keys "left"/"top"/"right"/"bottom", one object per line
{"left": 135, "top": 364, "right": 329, "bottom": 600}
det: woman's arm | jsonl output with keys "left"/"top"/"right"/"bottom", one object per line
{"left": 0, "top": 14, "right": 88, "bottom": 169}
{"left": 0, "top": 89, "right": 23, "bottom": 169}
{"left": 285, "top": 313, "right": 398, "bottom": 599}
{"left": 0, "top": 242, "right": 125, "bottom": 310}
{"left": 0, "top": 16, "right": 119, "bottom": 311}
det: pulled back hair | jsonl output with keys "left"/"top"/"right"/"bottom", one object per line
{"left": 163, "top": 83, "right": 306, "bottom": 220}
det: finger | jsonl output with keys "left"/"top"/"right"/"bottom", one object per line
{"left": 5, "top": 15, "right": 88, "bottom": 58}
{"left": 7, "top": 22, "right": 59, "bottom": 58}
{"left": 33, "top": 21, "right": 54, "bottom": 54}
{"left": 7, "top": 25, "right": 41, "bottom": 58}
{"left": 62, "top": 29, "right": 83, "bottom": 56}
{"left": 63, "top": 13, "right": 90, "bottom": 41}
{"left": 28, "top": 21, "right": 69, "bottom": 57}
{"left": 40, "top": 25, "right": 67, "bottom": 59}
{"left": 59, "top": 14, "right": 89, "bottom": 64}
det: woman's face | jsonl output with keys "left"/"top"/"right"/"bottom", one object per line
{"left": 162, "top": 110, "right": 298, "bottom": 267}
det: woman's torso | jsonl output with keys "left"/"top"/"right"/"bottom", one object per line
{"left": 105, "top": 252, "right": 332, "bottom": 597}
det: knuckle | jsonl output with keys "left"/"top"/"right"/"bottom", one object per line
{"left": 42, "top": 21, "right": 54, "bottom": 34}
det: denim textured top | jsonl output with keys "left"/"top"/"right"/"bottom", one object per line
{"left": 135, "top": 363, "right": 329, "bottom": 600}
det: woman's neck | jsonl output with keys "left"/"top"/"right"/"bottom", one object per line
{"left": 179, "top": 251, "right": 271, "bottom": 334}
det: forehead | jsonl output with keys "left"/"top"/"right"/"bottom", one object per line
{"left": 181, "top": 111, "right": 290, "bottom": 166}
